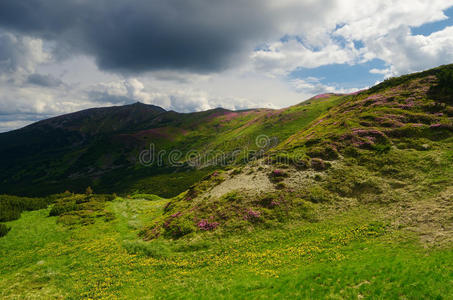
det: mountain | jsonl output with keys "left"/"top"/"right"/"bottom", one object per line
{"left": 0, "top": 94, "right": 345, "bottom": 196}
{"left": 1, "top": 64, "right": 452, "bottom": 299}
{"left": 0, "top": 65, "right": 452, "bottom": 200}
{"left": 141, "top": 64, "right": 453, "bottom": 241}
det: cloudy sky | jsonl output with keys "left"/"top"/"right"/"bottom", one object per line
{"left": 1, "top": 0, "right": 453, "bottom": 132}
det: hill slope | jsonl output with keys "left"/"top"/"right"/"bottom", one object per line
{"left": 0, "top": 64, "right": 452, "bottom": 299}
{"left": 139, "top": 64, "right": 453, "bottom": 244}
{"left": 0, "top": 94, "right": 345, "bottom": 196}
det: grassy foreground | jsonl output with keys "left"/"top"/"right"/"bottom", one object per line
{"left": 1, "top": 196, "right": 452, "bottom": 299}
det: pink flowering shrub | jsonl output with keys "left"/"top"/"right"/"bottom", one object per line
{"left": 272, "top": 169, "right": 285, "bottom": 176}
{"left": 310, "top": 158, "right": 331, "bottom": 171}
{"left": 270, "top": 201, "right": 280, "bottom": 207}
{"left": 269, "top": 169, "right": 289, "bottom": 183}
{"left": 197, "top": 219, "right": 219, "bottom": 231}
{"left": 244, "top": 209, "right": 261, "bottom": 221}
{"left": 312, "top": 93, "right": 332, "bottom": 99}
{"left": 171, "top": 211, "right": 182, "bottom": 218}
{"left": 430, "top": 123, "right": 453, "bottom": 130}
{"left": 339, "top": 128, "right": 390, "bottom": 149}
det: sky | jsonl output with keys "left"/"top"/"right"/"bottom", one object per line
{"left": 0, "top": 1, "right": 453, "bottom": 132}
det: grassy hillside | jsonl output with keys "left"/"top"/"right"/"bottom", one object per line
{"left": 0, "top": 64, "right": 452, "bottom": 299}
{"left": 137, "top": 65, "right": 453, "bottom": 243}
{"left": 0, "top": 94, "right": 344, "bottom": 197}
{"left": 0, "top": 196, "right": 452, "bottom": 299}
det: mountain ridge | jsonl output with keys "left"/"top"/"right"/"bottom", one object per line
{"left": 1, "top": 64, "right": 452, "bottom": 198}
{"left": 0, "top": 91, "right": 345, "bottom": 196}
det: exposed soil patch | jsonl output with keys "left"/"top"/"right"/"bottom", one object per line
{"left": 388, "top": 186, "right": 453, "bottom": 246}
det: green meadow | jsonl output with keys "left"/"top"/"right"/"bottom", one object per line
{"left": 1, "top": 195, "right": 452, "bottom": 299}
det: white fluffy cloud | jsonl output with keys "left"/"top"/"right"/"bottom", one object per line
{"left": 365, "top": 25, "right": 453, "bottom": 76}
{"left": 251, "top": 38, "right": 362, "bottom": 77}
{"left": 0, "top": 31, "right": 50, "bottom": 81}
{"left": 87, "top": 78, "right": 276, "bottom": 113}
{"left": 251, "top": 0, "right": 453, "bottom": 77}
{"left": 290, "top": 77, "right": 359, "bottom": 95}
{"left": 1, "top": 1, "right": 453, "bottom": 132}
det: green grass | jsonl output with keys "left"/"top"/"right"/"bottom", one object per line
{"left": 0, "top": 93, "right": 343, "bottom": 198}
{"left": 1, "top": 65, "right": 452, "bottom": 299}
{"left": 0, "top": 197, "right": 452, "bottom": 299}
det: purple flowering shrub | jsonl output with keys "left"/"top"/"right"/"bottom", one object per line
{"left": 269, "top": 169, "right": 289, "bottom": 183}
{"left": 244, "top": 209, "right": 261, "bottom": 222}
{"left": 430, "top": 123, "right": 453, "bottom": 130}
{"left": 197, "top": 217, "right": 219, "bottom": 231}
{"left": 310, "top": 158, "right": 331, "bottom": 171}
{"left": 339, "top": 129, "right": 390, "bottom": 150}
{"left": 306, "top": 144, "right": 339, "bottom": 161}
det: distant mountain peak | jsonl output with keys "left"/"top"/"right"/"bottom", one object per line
{"left": 128, "top": 101, "right": 166, "bottom": 111}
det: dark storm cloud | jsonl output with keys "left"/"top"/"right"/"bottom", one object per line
{"left": 27, "top": 73, "right": 63, "bottom": 87}
{"left": 87, "top": 91, "right": 135, "bottom": 105}
{"left": 0, "top": 0, "right": 282, "bottom": 73}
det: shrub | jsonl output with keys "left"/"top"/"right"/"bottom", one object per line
{"left": 429, "top": 68, "right": 453, "bottom": 104}
{"left": 343, "top": 146, "right": 360, "bottom": 158}
{"left": 123, "top": 240, "right": 171, "bottom": 258}
{"left": 292, "top": 157, "right": 310, "bottom": 170}
{"left": 231, "top": 168, "right": 242, "bottom": 175}
{"left": 0, "top": 206, "right": 21, "bottom": 222}
{"left": 269, "top": 169, "right": 289, "bottom": 183}
{"left": 244, "top": 209, "right": 261, "bottom": 222}
{"left": 49, "top": 201, "right": 77, "bottom": 217}
{"left": 305, "top": 186, "right": 333, "bottom": 203}
{"left": 373, "top": 143, "right": 391, "bottom": 154}
{"left": 388, "top": 125, "right": 427, "bottom": 138}
{"left": 276, "top": 182, "right": 286, "bottom": 190}
{"left": 0, "top": 195, "right": 50, "bottom": 222}
{"left": 307, "top": 145, "right": 339, "bottom": 161}
{"left": 104, "top": 211, "right": 116, "bottom": 222}
{"left": 162, "top": 214, "right": 196, "bottom": 239}
{"left": 256, "top": 193, "right": 280, "bottom": 208}
{"left": 197, "top": 218, "right": 220, "bottom": 231}
{"left": 292, "top": 198, "right": 317, "bottom": 221}
{"left": 131, "top": 194, "right": 161, "bottom": 201}
{"left": 310, "top": 158, "right": 331, "bottom": 171}
{"left": 78, "top": 200, "right": 105, "bottom": 211}
{"left": 0, "top": 223, "right": 11, "bottom": 238}
{"left": 85, "top": 186, "right": 93, "bottom": 195}
{"left": 222, "top": 192, "right": 242, "bottom": 202}
{"left": 41, "top": 193, "right": 110, "bottom": 226}
{"left": 57, "top": 215, "right": 81, "bottom": 226}
{"left": 174, "top": 238, "right": 211, "bottom": 252}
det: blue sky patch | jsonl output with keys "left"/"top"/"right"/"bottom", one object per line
{"left": 289, "top": 59, "right": 388, "bottom": 89}
{"left": 411, "top": 6, "right": 453, "bottom": 36}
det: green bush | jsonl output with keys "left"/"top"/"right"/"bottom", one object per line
{"left": 0, "top": 206, "right": 21, "bottom": 222}
{"left": 123, "top": 240, "right": 171, "bottom": 258}
{"left": 57, "top": 215, "right": 81, "bottom": 226}
{"left": 307, "top": 145, "right": 339, "bottom": 161}
{"left": 304, "top": 186, "right": 333, "bottom": 203}
{"left": 49, "top": 201, "right": 78, "bottom": 217}
{"left": 291, "top": 198, "right": 317, "bottom": 221}
{"left": 85, "top": 186, "right": 93, "bottom": 195}
{"left": 373, "top": 143, "right": 391, "bottom": 154}
{"left": 174, "top": 238, "right": 211, "bottom": 252}
{"left": 429, "top": 67, "right": 453, "bottom": 104}
{"left": 310, "top": 158, "right": 331, "bottom": 171}
{"left": 104, "top": 211, "right": 116, "bottom": 222}
{"left": 0, "top": 223, "right": 11, "bottom": 238}
{"left": 0, "top": 195, "right": 50, "bottom": 222}
{"left": 276, "top": 182, "right": 286, "bottom": 190}
{"left": 163, "top": 217, "right": 196, "bottom": 239}
{"left": 130, "top": 194, "right": 162, "bottom": 201}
